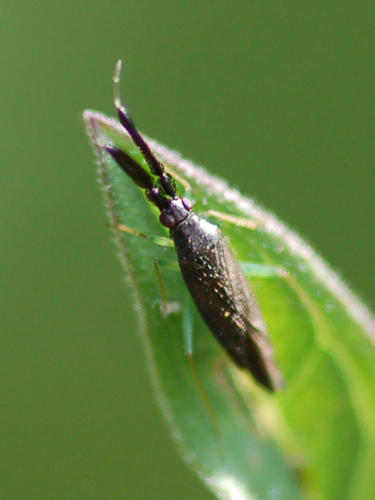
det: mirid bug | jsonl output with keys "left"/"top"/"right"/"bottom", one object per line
{"left": 106, "top": 61, "right": 284, "bottom": 392}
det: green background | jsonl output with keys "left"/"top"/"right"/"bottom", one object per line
{"left": 2, "top": 1, "right": 374, "bottom": 499}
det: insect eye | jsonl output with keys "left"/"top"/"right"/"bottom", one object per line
{"left": 159, "top": 212, "right": 176, "bottom": 228}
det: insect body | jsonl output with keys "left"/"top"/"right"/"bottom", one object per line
{"left": 106, "top": 61, "right": 284, "bottom": 392}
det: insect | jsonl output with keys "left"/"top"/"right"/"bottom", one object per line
{"left": 106, "top": 61, "right": 284, "bottom": 392}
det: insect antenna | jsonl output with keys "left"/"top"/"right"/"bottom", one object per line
{"left": 106, "top": 63, "right": 223, "bottom": 447}
{"left": 112, "top": 60, "right": 177, "bottom": 198}
{"left": 105, "top": 145, "right": 155, "bottom": 191}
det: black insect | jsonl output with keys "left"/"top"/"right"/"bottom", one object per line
{"left": 106, "top": 61, "right": 284, "bottom": 392}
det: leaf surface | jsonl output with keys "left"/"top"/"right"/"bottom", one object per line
{"left": 84, "top": 110, "right": 375, "bottom": 500}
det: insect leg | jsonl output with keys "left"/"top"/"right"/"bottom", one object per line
{"left": 204, "top": 209, "right": 257, "bottom": 230}
{"left": 153, "top": 259, "right": 169, "bottom": 315}
{"left": 152, "top": 259, "right": 181, "bottom": 317}
{"left": 116, "top": 224, "right": 181, "bottom": 314}
{"left": 116, "top": 223, "right": 174, "bottom": 247}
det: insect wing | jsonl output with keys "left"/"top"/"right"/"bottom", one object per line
{"left": 173, "top": 214, "right": 283, "bottom": 391}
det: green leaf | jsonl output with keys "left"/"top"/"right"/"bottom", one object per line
{"left": 84, "top": 109, "right": 375, "bottom": 500}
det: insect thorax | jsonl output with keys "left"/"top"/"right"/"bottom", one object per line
{"left": 171, "top": 213, "right": 221, "bottom": 263}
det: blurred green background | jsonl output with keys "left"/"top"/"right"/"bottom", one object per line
{"left": 2, "top": 1, "right": 374, "bottom": 499}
